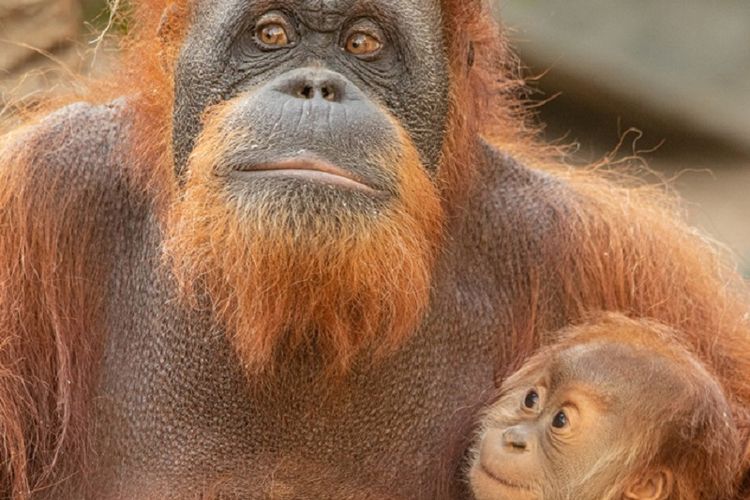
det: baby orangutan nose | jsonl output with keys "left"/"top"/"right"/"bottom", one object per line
{"left": 477, "top": 427, "right": 536, "bottom": 481}
{"left": 502, "top": 426, "right": 531, "bottom": 452}
{"left": 472, "top": 426, "right": 540, "bottom": 500}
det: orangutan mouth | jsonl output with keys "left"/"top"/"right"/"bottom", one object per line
{"left": 480, "top": 465, "right": 535, "bottom": 492}
{"left": 231, "top": 157, "right": 381, "bottom": 195}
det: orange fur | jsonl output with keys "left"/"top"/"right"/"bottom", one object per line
{"left": 551, "top": 170, "right": 750, "bottom": 457}
{"left": 487, "top": 164, "right": 750, "bottom": 484}
{"left": 0, "top": 5, "right": 182, "bottom": 496}
{"left": 0, "top": 127, "right": 111, "bottom": 497}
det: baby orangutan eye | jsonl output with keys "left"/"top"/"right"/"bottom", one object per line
{"left": 552, "top": 410, "right": 569, "bottom": 429}
{"left": 523, "top": 389, "right": 540, "bottom": 409}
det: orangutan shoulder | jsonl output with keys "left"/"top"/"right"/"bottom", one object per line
{"left": 478, "top": 140, "right": 573, "bottom": 239}
{"left": 3, "top": 99, "right": 135, "bottom": 191}
{"left": 1, "top": 99, "right": 140, "bottom": 219}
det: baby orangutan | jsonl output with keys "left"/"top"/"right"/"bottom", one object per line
{"left": 469, "top": 314, "right": 741, "bottom": 500}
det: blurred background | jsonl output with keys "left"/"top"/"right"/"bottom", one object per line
{"left": 1, "top": 0, "right": 748, "bottom": 275}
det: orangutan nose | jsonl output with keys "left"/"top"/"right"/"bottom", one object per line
{"left": 275, "top": 68, "right": 349, "bottom": 104}
{"left": 502, "top": 425, "right": 531, "bottom": 452}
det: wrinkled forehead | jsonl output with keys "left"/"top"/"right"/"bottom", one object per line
{"left": 190, "top": 0, "right": 443, "bottom": 28}
{"left": 182, "top": 0, "right": 448, "bottom": 65}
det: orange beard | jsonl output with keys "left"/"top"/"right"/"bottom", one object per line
{"left": 166, "top": 116, "right": 444, "bottom": 376}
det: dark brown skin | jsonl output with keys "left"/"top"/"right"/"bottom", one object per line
{"left": 470, "top": 315, "right": 742, "bottom": 500}
{"left": 1, "top": 1, "right": 750, "bottom": 499}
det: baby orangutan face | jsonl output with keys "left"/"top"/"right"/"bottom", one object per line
{"left": 469, "top": 343, "right": 676, "bottom": 500}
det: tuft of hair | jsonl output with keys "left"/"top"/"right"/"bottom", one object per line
{"left": 0, "top": 121, "right": 114, "bottom": 497}
{"left": 0, "top": 2, "right": 183, "bottom": 497}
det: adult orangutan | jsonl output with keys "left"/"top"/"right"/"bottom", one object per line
{"left": 0, "top": 1, "right": 749, "bottom": 499}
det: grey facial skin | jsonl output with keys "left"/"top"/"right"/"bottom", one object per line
{"left": 212, "top": 66, "right": 402, "bottom": 215}
{"left": 172, "top": 0, "right": 450, "bottom": 177}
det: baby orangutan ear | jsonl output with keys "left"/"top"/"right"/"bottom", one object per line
{"left": 624, "top": 469, "right": 674, "bottom": 500}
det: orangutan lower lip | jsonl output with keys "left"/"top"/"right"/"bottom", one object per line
{"left": 232, "top": 158, "right": 379, "bottom": 194}
{"left": 479, "top": 465, "right": 533, "bottom": 492}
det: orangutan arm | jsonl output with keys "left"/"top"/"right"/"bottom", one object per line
{"left": 0, "top": 101, "right": 134, "bottom": 497}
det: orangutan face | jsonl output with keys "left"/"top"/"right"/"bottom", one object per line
{"left": 470, "top": 343, "right": 677, "bottom": 500}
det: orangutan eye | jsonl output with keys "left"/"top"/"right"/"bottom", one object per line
{"left": 254, "top": 14, "right": 295, "bottom": 49}
{"left": 523, "top": 390, "right": 540, "bottom": 409}
{"left": 258, "top": 24, "right": 288, "bottom": 46}
{"left": 552, "top": 410, "right": 569, "bottom": 429}
{"left": 344, "top": 31, "right": 383, "bottom": 57}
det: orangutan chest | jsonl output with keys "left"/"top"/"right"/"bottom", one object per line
{"left": 90, "top": 252, "right": 498, "bottom": 499}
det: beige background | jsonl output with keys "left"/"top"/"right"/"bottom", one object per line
{"left": 0, "top": 0, "right": 82, "bottom": 105}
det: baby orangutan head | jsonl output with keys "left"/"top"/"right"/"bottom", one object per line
{"left": 469, "top": 314, "right": 741, "bottom": 500}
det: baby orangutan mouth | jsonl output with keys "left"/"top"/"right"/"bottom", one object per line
{"left": 469, "top": 314, "right": 741, "bottom": 500}
{"left": 476, "top": 464, "right": 534, "bottom": 492}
